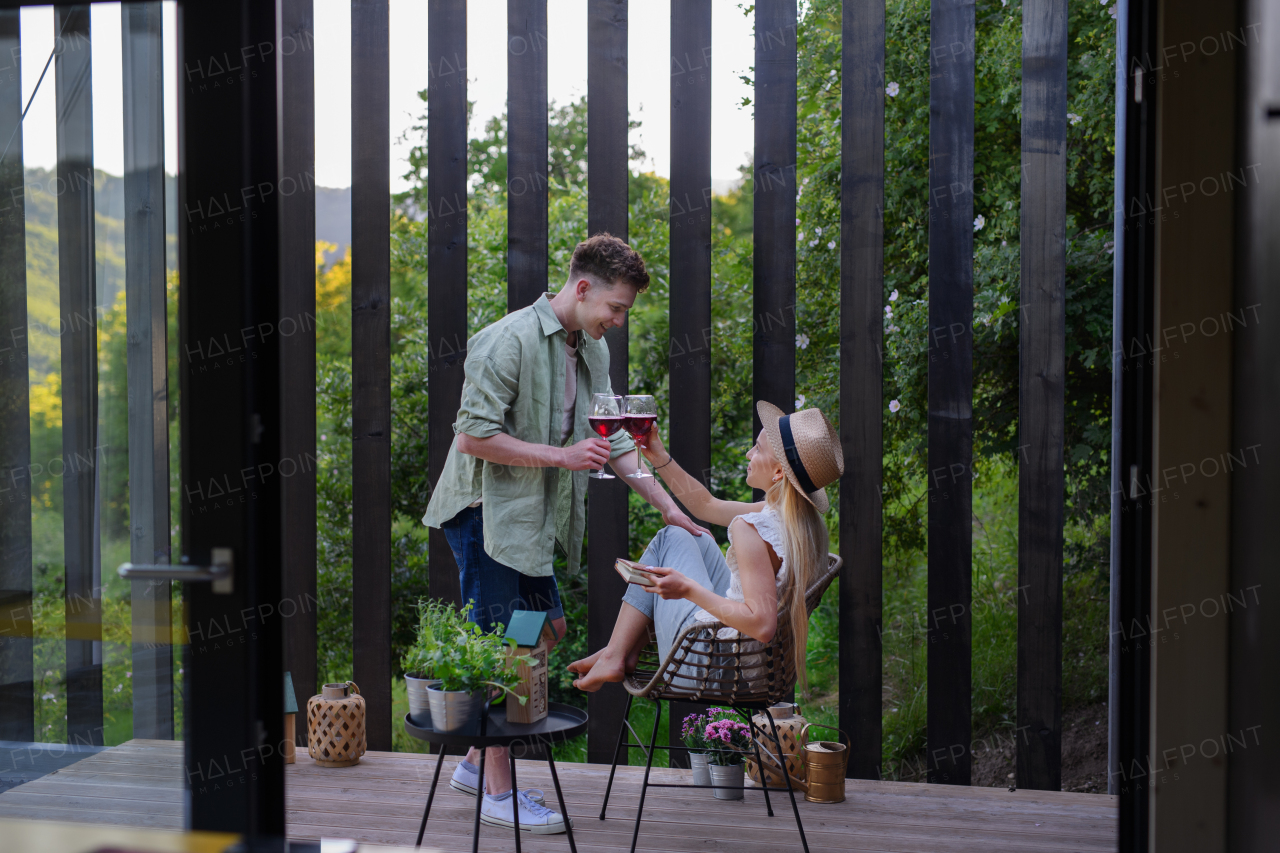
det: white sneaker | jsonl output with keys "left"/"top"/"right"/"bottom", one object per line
{"left": 480, "top": 791, "right": 567, "bottom": 835}
{"left": 449, "top": 761, "right": 546, "bottom": 806}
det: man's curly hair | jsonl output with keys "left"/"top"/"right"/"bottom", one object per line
{"left": 568, "top": 233, "right": 650, "bottom": 293}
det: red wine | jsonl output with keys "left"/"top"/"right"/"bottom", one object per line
{"left": 622, "top": 415, "right": 657, "bottom": 440}
{"left": 588, "top": 416, "right": 623, "bottom": 439}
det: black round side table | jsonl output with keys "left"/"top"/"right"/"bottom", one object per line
{"left": 403, "top": 703, "right": 588, "bottom": 853}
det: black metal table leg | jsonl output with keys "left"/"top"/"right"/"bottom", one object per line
{"left": 764, "top": 710, "right": 809, "bottom": 853}
{"left": 547, "top": 753, "right": 578, "bottom": 853}
{"left": 744, "top": 711, "right": 775, "bottom": 817}
{"left": 509, "top": 750, "right": 522, "bottom": 852}
{"left": 629, "top": 700, "right": 663, "bottom": 853}
{"left": 600, "top": 692, "right": 634, "bottom": 819}
{"left": 472, "top": 747, "right": 485, "bottom": 853}
{"left": 415, "top": 745, "right": 448, "bottom": 847}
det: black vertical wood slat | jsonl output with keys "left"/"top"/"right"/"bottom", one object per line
{"left": 55, "top": 5, "right": 103, "bottom": 748}
{"left": 839, "top": 0, "right": 884, "bottom": 781}
{"left": 925, "top": 0, "right": 974, "bottom": 786}
{"left": 351, "top": 0, "right": 393, "bottom": 752}
{"left": 123, "top": 0, "right": 173, "bottom": 741}
{"left": 278, "top": 0, "right": 318, "bottom": 722}
{"left": 584, "top": 0, "right": 631, "bottom": 765}
{"left": 1229, "top": 0, "right": 1280, "bottom": 844}
{"left": 427, "top": 0, "right": 467, "bottom": 609}
{"left": 1112, "top": 0, "right": 1156, "bottom": 842}
{"left": 1016, "top": 0, "right": 1067, "bottom": 792}
{"left": 751, "top": 0, "right": 797, "bottom": 440}
{"left": 0, "top": 8, "right": 32, "bottom": 744}
{"left": 664, "top": 0, "right": 713, "bottom": 767}
{"left": 179, "top": 0, "right": 286, "bottom": 832}
{"left": 507, "top": 0, "right": 548, "bottom": 313}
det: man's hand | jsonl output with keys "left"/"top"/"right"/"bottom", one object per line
{"left": 643, "top": 565, "right": 694, "bottom": 601}
{"left": 559, "top": 438, "right": 612, "bottom": 471}
{"left": 661, "top": 503, "right": 713, "bottom": 538}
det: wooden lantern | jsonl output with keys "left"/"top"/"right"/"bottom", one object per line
{"left": 283, "top": 671, "right": 300, "bottom": 765}
{"left": 307, "top": 681, "right": 367, "bottom": 767}
{"left": 503, "top": 611, "right": 559, "bottom": 724}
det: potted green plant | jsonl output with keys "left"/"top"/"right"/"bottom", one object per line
{"left": 405, "top": 602, "right": 534, "bottom": 732}
{"left": 705, "top": 718, "right": 753, "bottom": 800}
{"left": 401, "top": 599, "right": 465, "bottom": 725}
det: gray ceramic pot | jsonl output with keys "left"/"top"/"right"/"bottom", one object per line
{"left": 426, "top": 684, "right": 487, "bottom": 733}
{"left": 405, "top": 675, "right": 440, "bottom": 726}
{"left": 709, "top": 761, "right": 745, "bottom": 800}
{"left": 690, "top": 752, "right": 713, "bottom": 789}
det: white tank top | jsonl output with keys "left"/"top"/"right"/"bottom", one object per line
{"left": 692, "top": 505, "right": 788, "bottom": 625}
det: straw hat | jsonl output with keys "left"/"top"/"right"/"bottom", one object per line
{"left": 757, "top": 401, "right": 844, "bottom": 513}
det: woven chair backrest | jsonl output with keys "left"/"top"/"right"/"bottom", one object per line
{"left": 630, "top": 553, "right": 843, "bottom": 705}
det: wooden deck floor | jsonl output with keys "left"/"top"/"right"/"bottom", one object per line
{"left": 0, "top": 739, "right": 1117, "bottom": 852}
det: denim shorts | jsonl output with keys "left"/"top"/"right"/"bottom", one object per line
{"left": 440, "top": 504, "right": 564, "bottom": 633}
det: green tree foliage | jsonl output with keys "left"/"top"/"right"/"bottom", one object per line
{"left": 314, "top": 0, "right": 1116, "bottom": 772}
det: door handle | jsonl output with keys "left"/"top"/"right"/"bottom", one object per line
{"left": 118, "top": 546, "right": 234, "bottom": 594}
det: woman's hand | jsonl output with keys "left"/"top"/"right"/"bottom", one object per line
{"left": 639, "top": 422, "right": 667, "bottom": 464}
{"left": 642, "top": 565, "right": 693, "bottom": 601}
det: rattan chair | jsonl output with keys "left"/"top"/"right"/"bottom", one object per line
{"left": 598, "top": 553, "right": 843, "bottom": 853}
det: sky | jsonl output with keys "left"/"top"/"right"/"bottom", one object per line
{"left": 17, "top": 1, "right": 756, "bottom": 193}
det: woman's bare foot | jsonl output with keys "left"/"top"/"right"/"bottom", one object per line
{"left": 567, "top": 648, "right": 603, "bottom": 676}
{"left": 571, "top": 650, "right": 628, "bottom": 692}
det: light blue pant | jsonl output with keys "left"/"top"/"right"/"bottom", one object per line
{"left": 622, "top": 526, "right": 733, "bottom": 661}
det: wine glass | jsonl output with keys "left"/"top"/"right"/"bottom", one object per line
{"left": 622, "top": 395, "right": 657, "bottom": 479}
{"left": 587, "top": 394, "right": 622, "bottom": 480}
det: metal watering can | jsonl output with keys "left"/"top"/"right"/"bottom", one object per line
{"left": 799, "top": 723, "right": 851, "bottom": 803}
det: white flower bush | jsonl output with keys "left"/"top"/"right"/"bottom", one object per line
{"left": 886, "top": 81, "right": 900, "bottom": 97}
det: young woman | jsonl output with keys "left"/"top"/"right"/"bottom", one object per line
{"left": 569, "top": 401, "right": 843, "bottom": 693}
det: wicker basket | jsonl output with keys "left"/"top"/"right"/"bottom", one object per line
{"left": 307, "top": 682, "right": 367, "bottom": 767}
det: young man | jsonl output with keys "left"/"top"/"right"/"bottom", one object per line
{"left": 422, "top": 233, "right": 708, "bottom": 834}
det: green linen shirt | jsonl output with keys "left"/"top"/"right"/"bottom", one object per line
{"left": 421, "top": 293, "right": 635, "bottom": 577}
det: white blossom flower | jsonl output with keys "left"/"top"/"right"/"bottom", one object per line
{"left": 827, "top": 241, "right": 836, "bottom": 250}
{"left": 815, "top": 226, "right": 823, "bottom": 236}
{"left": 886, "top": 82, "right": 900, "bottom": 97}
{"left": 1002, "top": 240, "right": 1008, "bottom": 247}
{"left": 178, "top": 668, "right": 184, "bottom": 675}
{"left": 889, "top": 400, "right": 902, "bottom": 413}
{"left": 973, "top": 214, "right": 986, "bottom": 231}
{"left": 45, "top": 670, "right": 53, "bottom": 677}
{"left": 796, "top": 333, "right": 810, "bottom": 349}
{"left": 888, "top": 325, "right": 900, "bottom": 333}
{"left": 42, "top": 692, "right": 55, "bottom": 701}
{"left": 809, "top": 239, "right": 819, "bottom": 247}
{"left": 1105, "top": 240, "right": 1116, "bottom": 254}
{"left": 125, "top": 671, "right": 132, "bottom": 678}
{"left": 320, "top": 434, "right": 327, "bottom": 441}
{"left": 113, "top": 684, "right": 123, "bottom": 694}
{"left": 884, "top": 306, "right": 893, "bottom": 318}
{"left": 1067, "top": 112, "right": 1082, "bottom": 126}
{"left": 795, "top": 394, "right": 806, "bottom": 409}
{"left": 795, "top": 219, "right": 801, "bottom": 226}
{"left": 889, "top": 289, "right": 899, "bottom": 301}
{"left": 797, "top": 231, "right": 805, "bottom": 241}
{"left": 1108, "top": 4, "right": 1117, "bottom": 18}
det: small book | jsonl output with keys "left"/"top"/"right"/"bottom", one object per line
{"left": 615, "top": 558, "right": 657, "bottom": 587}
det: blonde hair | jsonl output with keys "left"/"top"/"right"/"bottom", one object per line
{"left": 764, "top": 476, "right": 829, "bottom": 694}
